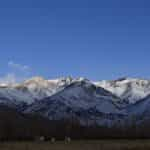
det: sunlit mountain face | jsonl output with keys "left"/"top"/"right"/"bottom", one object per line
{"left": 0, "top": 76, "right": 150, "bottom": 127}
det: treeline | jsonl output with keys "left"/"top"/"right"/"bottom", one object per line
{"left": 1, "top": 117, "right": 150, "bottom": 140}
{"left": 0, "top": 105, "right": 150, "bottom": 140}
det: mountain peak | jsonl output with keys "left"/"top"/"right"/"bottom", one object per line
{"left": 24, "top": 76, "right": 46, "bottom": 83}
{"left": 0, "top": 76, "right": 150, "bottom": 127}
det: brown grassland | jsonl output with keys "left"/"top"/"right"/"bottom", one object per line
{"left": 0, "top": 140, "right": 150, "bottom": 150}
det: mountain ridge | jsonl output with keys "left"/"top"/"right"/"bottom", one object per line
{"left": 0, "top": 76, "right": 150, "bottom": 127}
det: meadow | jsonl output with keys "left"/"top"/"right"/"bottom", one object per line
{"left": 0, "top": 140, "right": 150, "bottom": 150}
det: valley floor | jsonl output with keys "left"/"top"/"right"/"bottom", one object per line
{"left": 0, "top": 140, "right": 150, "bottom": 150}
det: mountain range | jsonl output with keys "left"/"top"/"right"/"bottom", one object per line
{"left": 0, "top": 76, "right": 150, "bottom": 128}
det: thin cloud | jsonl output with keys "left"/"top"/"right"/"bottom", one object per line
{"left": 8, "top": 61, "right": 31, "bottom": 72}
{"left": 0, "top": 61, "right": 33, "bottom": 84}
{"left": 0, "top": 73, "right": 16, "bottom": 84}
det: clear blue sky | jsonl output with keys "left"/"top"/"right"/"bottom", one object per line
{"left": 0, "top": 0, "right": 150, "bottom": 80}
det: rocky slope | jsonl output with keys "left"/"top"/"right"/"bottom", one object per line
{"left": 0, "top": 77, "right": 150, "bottom": 126}
{"left": 95, "top": 77, "right": 150, "bottom": 104}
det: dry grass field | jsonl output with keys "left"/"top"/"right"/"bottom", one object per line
{"left": 0, "top": 140, "right": 150, "bottom": 150}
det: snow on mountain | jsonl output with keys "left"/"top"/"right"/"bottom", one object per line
{"left": 24, "top": 79, "right": 125, "bottom": 125}
{"left": 0, "top": 87, "right": 33, "bottom": 105}
{"left": 15, "top": 76, "right": 60, "bottom": 101}
{"left": 0, "top": 76, "right": 150, "bottom": 126}
{"left": 0, "top": 76, "right": 75, "bottom": 106}
{"left": 19, "top": 76, "right": 75, "bottom": 99}
{"left": 126, "top": 95, "right": 150, "bottom": 116}
{"left": 95, "top": 78, "right": 150, "bottom": 104}
{"left": 0, "top": 76, "right": 91, "bottom": 105}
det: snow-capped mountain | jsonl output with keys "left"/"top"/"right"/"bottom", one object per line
{"left": 14, "top": 76, "right": 70, "bottom": 102}
{"left": 24, "top": 79, "right": 124, "bottom": 126}
{"left": 126, "top": 95, "right": 150, "bottom": 116}
{"left": 0, "top": 76, "right": 74, "bottom": 106}
{"left": 0, "top": 76, "right": 150, "bottom": 126}
{"left": 95, "top": 77, "right": 150, "bottom": 104}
